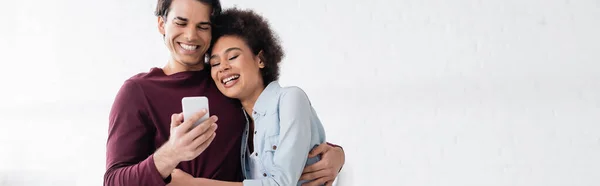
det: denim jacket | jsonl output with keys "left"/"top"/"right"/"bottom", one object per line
{"left": 240, "top": 81, "right": 326, "bottom": 186}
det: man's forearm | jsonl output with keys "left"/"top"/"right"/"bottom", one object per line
{"left": 154, "top": 144, "right": 181, "bottom": 178}
{"left": 104, "top": 155, "right": 170, "bottom": 186}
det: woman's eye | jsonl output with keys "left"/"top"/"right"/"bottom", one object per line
{"left": 198, "top": 25, "right": 210, "bottom": 30}
{"left": 228, "top": 55, "right": 239, "bottom": 60}
{"left": 210, "top": 62, "right": 220, "bottom": 67}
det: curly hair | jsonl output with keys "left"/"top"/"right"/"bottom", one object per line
{"left": 210, "top": 8, "right": 285, "bottom": 86}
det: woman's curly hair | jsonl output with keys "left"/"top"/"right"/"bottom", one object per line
{"left": 210, "top": 8, "right": 284, "bottom": 85}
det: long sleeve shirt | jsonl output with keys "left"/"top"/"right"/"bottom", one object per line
{"left": 104, "top": 68, "right": 246, "bottom": 186}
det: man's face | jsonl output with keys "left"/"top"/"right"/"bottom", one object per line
{"left": 158, "top": 0, "right": 212, "bottom": 69}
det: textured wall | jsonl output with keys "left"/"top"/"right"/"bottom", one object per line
{"left": 0, "top": 0, "right": 599, "bottom": 185}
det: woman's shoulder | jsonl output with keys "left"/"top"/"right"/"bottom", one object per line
{"left": 278, "top": 85, "right": 311, "bottom": 105}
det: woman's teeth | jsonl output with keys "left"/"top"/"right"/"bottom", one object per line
{"left": 222, "top": 75, "right": 240, "bottom": 84}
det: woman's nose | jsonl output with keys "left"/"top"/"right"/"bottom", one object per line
{"left": 219, "top": 61, "right": 231, "bottom": 72}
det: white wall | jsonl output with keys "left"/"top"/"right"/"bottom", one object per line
{"left": 1, "top": 0, "right": 599, "bottom": 185}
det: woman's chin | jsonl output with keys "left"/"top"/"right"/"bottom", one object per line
{"left": 221, "top": 89, "right": 242, "bottom": 99}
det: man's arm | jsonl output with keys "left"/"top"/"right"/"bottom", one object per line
{"left": 299, "top": 141, "right": 345, "bottom": 186}
{"left": 104, "top": 80, "right": 171, "bottom": 186}
{"left": 104, "top": 80, "right": 219, "bottom": 186}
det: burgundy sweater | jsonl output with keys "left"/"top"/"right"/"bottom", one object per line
{"left": 104, "top": 68, "right": 246, "bottom": 186}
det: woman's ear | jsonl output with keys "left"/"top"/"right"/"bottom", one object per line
{"left": 257, "top": 50, "right": 265, "bottom": 68}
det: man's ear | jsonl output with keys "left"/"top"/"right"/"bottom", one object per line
{"left": 158, "top": 16, "right": 166, "bottom": 36}
{"left": 257, "top": 50, "right": 265, "bottom": 68}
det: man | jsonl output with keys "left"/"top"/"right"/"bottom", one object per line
{"left": 104, "top": 0, "right": 345, "bottom": 185}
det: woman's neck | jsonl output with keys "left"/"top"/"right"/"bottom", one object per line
{"left": 240, "top": 84, "right": 266, "bottom": 118}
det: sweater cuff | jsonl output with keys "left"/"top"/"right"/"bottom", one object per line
{"left": 146, "top": 154, "right": 169, "bottom": 185}
{"left": 326, "top": 142, "right": 341, "bottom": 149}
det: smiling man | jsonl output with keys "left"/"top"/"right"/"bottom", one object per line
{"left": 103, "top": 0, "right": 345, "bottom": 186}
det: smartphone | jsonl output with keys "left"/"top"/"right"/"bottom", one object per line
{"left": 181, "top": 96, "right": 210, "bottom": 127}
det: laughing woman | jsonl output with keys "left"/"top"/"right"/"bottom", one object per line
{"left": 196, "top": 8, "right": 327, "bottom": 186}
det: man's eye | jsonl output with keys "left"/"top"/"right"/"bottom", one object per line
{"left": 175, "top": 22, "right": 185, "bottom": 26}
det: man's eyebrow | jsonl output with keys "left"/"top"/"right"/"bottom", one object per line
{"left": 173, "top": 16, "right": 188, "bottom": 22}
{"left": 173, "top": 17, "right": 211, "bottom": 25}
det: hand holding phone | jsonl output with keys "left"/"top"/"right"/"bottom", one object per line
{"left": 182, "top": 96, "right": 210, "bottom": 127}
{"left": 158, "top": 96, "right": 217, "bottom": 163}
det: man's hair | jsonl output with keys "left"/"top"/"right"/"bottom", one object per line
{"left": 210, "top": 8, "right": 284, "bottom": 86}
{"left": 154, "top": 0, "right": 222, "bottom": 19}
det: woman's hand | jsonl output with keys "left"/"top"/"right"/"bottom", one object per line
{"left": 167, "top": 169, "right": 195, "bottom": 186}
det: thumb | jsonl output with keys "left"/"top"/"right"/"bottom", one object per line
{"left": 308, "top": 143, "right": 330, "bottom": 158}
{"left": 171, "top": 113, "right": 183, "bottom": 128}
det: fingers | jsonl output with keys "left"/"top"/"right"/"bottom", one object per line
{"left": 300, "top": 169, "right": 329, "bottom": 181}
{"left": 326, "top": 181, "right": 333, "bottom": 186}
{"left": 185, "top": 116, "right": 218, "bottom": 141}
{"left": 303, "top": 158, "right": 328, "bottom": 174}
{"left": 194, "top": 130, "right": 217, "bottom": 154}
{"left": 308, "top": 142, "right": 331, "bottom": 158}
{"left": 302, "top": 177, "right": 329, "bottom": 186}
{"left": 190, "top": 123, "right": 217, "bottom": 148}
{"left": 180, "top": 109, "right": 208, "bottom": 130}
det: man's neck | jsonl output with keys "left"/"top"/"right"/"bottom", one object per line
{"left": 162, "top": 60, "right": 205, "bottom": 75}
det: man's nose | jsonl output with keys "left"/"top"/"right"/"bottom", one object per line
{"left": 185, "top": 26, "right": 199, "bottom": 41}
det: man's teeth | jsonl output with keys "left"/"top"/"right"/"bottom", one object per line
{"left": 222, "top": 75, "right": 240, "bottom": 84}
{"left": 180, "top": 43, "right": 198, "bottom": 51}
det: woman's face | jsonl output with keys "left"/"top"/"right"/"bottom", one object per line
{"left": 209, "top": 35, "right": 265, "bottom": 100}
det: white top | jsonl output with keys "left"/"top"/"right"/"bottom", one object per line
{"left": 246, "top": 147, "right": 264, "bottom": 179}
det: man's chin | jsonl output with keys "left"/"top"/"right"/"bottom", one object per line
{"left": 178, "top": 58, "right": 204, "bottom": 66}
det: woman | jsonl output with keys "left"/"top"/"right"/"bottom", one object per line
{"left": 193, "top": 8, "right": 327, "bottom": 186}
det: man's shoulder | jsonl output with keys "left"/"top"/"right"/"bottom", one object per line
{"left": 115, "top": 68, "right": 163, "bottom": 93}
{"left": 126, "top": 67, "right": 162, "bottom": 82}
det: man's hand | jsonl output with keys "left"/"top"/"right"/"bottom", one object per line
{"left": 154, "top": 109, "right": 219, "bottom": 178}
{"left": 166, "top": 110, "right": 219, "bottom": 161}
{"left": 300, "top": 143, "right": 345, "bottom": 186}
